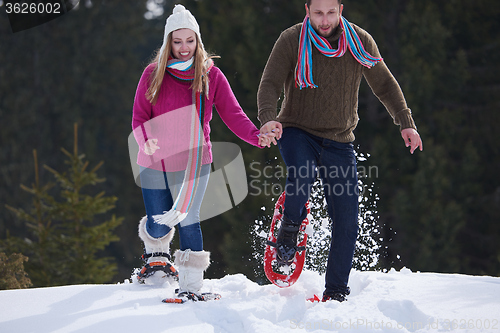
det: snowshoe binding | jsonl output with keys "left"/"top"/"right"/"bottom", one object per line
{"left": 273, "top": 221, "right": 305, "bottom": 266}
{"left": 162, "top": 289, "right": 221, "bottom": 304}
{"left": 136, "top": 252, "right": 178, "bottom": 284}
{"left": 308, "top": 288, "right": 350, "bottom": 303}
{"left": 322, "top": 290, "right": 349, "bottom": 303}
{"left": 264, "top": 192, "right": 310, "bottom": 288}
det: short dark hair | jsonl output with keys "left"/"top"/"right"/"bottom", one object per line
{"left": 306, "top": 0, "right": 342, "bottom": 8}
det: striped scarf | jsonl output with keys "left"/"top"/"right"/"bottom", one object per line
{"left": 295, "top": 15, "right": 382, "bottom": 89}
{"left": 153, "top": 57, "right": 213, "bottom": 227}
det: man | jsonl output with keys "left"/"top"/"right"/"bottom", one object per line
{"left": 257, "top": 0, "right": 423, "bottom": 302}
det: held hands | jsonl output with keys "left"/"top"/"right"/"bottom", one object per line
{"left": 258, "top": 131, "right": 279, "bottom": 147}
{"left": 144, "top": 138, "right": 160, "bottom": 155}
{"left": 401, "top": 128, "right": 423, "bottom": 154}
{"left": 259, "top": 121, "right": 283, "bottom": 148}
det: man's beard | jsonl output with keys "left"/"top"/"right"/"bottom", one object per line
{"left": 312, "top": 24, "right": 335, "bottom": 38}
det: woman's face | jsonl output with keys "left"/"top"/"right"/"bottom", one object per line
{"left": 171, "top": 28, "right": 197, "bottom": 61}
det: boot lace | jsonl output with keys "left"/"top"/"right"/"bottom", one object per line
{"left": 178, "top": 249, "right": 191, "bottom": 264}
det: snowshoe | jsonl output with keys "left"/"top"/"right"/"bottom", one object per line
{"left": 322, "top": 292, "right": 348, "bottom": 303}
{"left": 162, "top": 290, "right": 221, "bottom": 304}
{"left": 307, "top": 288, "right": 350, "bottom": 303}
{"left": 136, "top": 252, "right": 178, "bottom": 284}
{"left": 306, "top": 294, "right": 322, "bottom": 303}
{"left": 264, "top": 192, "right": 310, "bottom": 288}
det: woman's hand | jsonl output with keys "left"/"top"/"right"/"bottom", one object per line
{"left": 144, "top": 138, "right": 160, "bottom": 155}
{"left": 258, "top": 133, "right": 275, "bottom": 147}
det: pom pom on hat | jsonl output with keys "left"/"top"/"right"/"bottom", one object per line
{"left": 173, "top": 4, "right": 186, "bottom": 14}
{"left": 159, "top": 4, "right": 204, "bottom": 64}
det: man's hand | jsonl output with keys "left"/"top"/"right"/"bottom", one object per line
{"left": 259, "top": 121, "right": 283, "bottom": 147}
{"left": 258, "top": 133, "right": 273, "bottom": 147}
{"left": 401, "top": 128, "right": 423, "bottom": 154}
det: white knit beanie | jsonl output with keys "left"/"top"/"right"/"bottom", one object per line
{"left": 159, "top": 4, "right": 205, "bottom": 64}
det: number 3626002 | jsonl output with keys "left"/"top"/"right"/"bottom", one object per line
{"left": 5, "top": 2, "right": 62, "bottom": 14}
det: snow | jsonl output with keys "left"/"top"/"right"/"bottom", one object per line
{"left": 1, "top": 269, "right": 500, "bottom": 333}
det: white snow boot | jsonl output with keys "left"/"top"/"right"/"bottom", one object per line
{"left": 174, "top": 249, "right": 210, "bottom": 296}
{"left": 136, "top": 216, "right": 177, "bottom": 283}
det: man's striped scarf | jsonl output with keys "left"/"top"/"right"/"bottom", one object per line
{"left": 295, "top": 15, "right": 382, "bottom": 89}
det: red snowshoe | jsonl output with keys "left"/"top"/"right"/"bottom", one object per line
{"left": 264, "top": 192, "right": 310, "bottom": 288}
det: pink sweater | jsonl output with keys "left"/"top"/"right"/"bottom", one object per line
{"left": 132, "top": 63, "right": 261, "bottom": 172}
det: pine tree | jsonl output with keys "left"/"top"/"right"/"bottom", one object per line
{"left": 0, "top": 1, "right": 152, "bottom": 282}
{"left": 0, "top": 252, "right": 32, "bottom": 290}
{"left": 1, "top": 124, "right": 123, "bottom": 287}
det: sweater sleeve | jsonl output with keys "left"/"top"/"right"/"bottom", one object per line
{"left": 212, "top": 68, "right": 261, "bottom": 148}
{"left": 257, "top": 27, "right": 296, "bottom": 127}
{"left": 132, "top": 65, "right": 155, "bottom": 149}
{"left": 361, "top": 30, "right": 417, "bottom": 131}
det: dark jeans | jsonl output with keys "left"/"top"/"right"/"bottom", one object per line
{"left": 278, "top": 127, "right": 359, "bottom": 294}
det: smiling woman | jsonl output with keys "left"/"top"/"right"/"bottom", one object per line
{"left": 130, "top": 4, "right": 273, "bottom": 302}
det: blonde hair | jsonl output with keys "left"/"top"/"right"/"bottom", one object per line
{"left": 146, "top": 33, "right": 218, "bottom": 105}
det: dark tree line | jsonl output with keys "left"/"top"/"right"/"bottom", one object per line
{"left": 1, "top": 0, "right": 499, "bottom": 287}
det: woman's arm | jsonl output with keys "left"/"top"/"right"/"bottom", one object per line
{"left": 212, "top": 68, "right": 261, "bottom": 148}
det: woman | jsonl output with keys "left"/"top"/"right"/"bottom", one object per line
{"left": 132, "top": 5, "right": 271, "bottom": 299}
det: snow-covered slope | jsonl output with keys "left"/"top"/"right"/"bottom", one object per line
{"left": 1, "top": 269, "right": 499, "bottom": 333}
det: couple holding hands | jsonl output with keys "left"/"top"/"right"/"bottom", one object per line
{"left": 132, "top": 1, "right": 422, "bottom": 303}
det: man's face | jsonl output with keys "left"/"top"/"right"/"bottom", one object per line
{"left": 306, "top": 0, "right": 343, "bottom": 38}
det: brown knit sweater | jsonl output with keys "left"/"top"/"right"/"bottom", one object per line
{"left": 257, "top": 23, "right": 416, "bottom": 143}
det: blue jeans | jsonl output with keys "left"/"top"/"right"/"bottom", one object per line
{"left": 140, "top": 164, "right": 211, "bottom": 251}
{"left": 278, "top": 127, "right": 359, "bottom": 294}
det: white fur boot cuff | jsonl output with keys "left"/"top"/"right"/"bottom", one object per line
{"left": 138, "top": 216, "right": 174, "bottom": 262}
{"left": 174, "top": 249, "right": 210, "bottom": 294}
